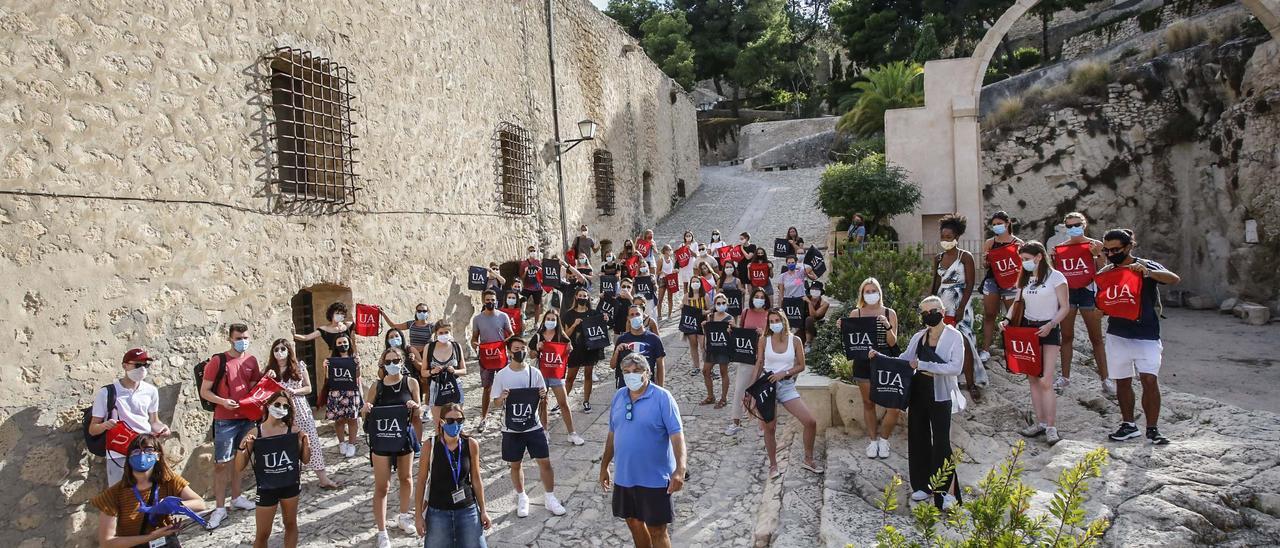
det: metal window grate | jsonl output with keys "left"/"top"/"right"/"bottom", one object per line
{"left": 494, "top": 121, "right": 535, "bottom": 215}
{"left": 593, "top": 149, "right": 616, "bottom": 216}
{"left": 266, "top": 47, "right": 359, "bottom": 208}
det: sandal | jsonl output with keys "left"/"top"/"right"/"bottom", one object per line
{"left": 769, "top": 467, "right": 782, "bottom": 479}
{"left": 967, "top": 385, "right": 984, "bottom": 403}
{"left": 714, "top": 398, "right": 727, "bottom": 409}
{"left": 319, "top": 481, "right": 341, "bottom": 490}
{"left": 800, "top": 462, "right": 826, "bottom": 475}
{"left": 699, "top": 396, "right": 716, "bottom": 405}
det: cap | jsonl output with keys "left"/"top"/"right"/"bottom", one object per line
{"left": 122, "top": 348, "right": 153, "bottom": 364}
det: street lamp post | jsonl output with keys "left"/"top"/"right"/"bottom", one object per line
{"left": 545, "top": 0, "right": 597, "bottom": 253}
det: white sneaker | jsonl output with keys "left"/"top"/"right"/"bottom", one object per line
{"left": 724, "top": 423, "right": 741, "bottom": 436}
{"left": 545, "top": 492, "right": 566, "bottom": 516}
{"left": 338, "top": 442, "right": 350, "bottom": 458}
{"left": 592, "top": 371, "right": 601, "bottom": 383}
{"left": 1053, "top": 375, "right": 1070, "bottom": 395}
{"left": 978, "top": 350, "right": 991, "bottom": 362}
{"left": 568, "top": 432, "right": 586, "bottom": 446}
{"left": 344, "top": 443, "right": 357, "bottom": 458}
{"left": 941, "top": 494, "right": 958, "bottom": 510}
{"left": 375, "top": 530, "right": 391, "bottom": 548}
{"left": 230, "top": 495, "right": 256, "bottom": 510}
{"left": 516, "top": 492, "right": 530, "bottom": 517}
{"left": 396, "top": 512, "right": 416, "bottom": 535}
{"left": 877, "top": 438, "right": 890, "bottom": 459}
{"left": 1102, "top": 379, "right": 1117, "bottom": 396}
{"left": 1020, "top": 423, "right": 1047, "bottom": 438}
{"left": 1045, "top": 426, "right": 1062, "bottom": 446}
{"left": 206, "top": 507, "right": 227, "bottom": 529}
{"left": 910, "top": 490, "right": 930, "bottom": 502}
{"left": 866, "top": 440, "right": 879, "bottom": 459}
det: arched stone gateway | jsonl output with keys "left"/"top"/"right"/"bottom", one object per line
{"left": 885, "top": 0, "right": 1280, "bottom": 242}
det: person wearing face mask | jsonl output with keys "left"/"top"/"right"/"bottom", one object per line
{"left": 676, "top": 230, "right": 698, "bottom": 287}
{"left": 1052, "top": 212, "right": 1113, "bottom": 396}
{"left": 200, "top": 323, "right": 263, "bottom": 527}
{"left": 425, "top": 321, "right": 467, "bottom": 432}
{"left": 633, "top": 260, "right": 659, "bottom": 316}
{"left": 520, "top": 246, "right": 547, "bottom": 324}
{"left": 362, "top": 348, "right": 423, "bottom": 546}
{"left": 718, "top": 259, "right": 743, "bottom": 293}
{"left": 564, "top": 288, "right": 606, "bottom": 412}
{"left": 929, "top": 214, "right": 986, "bottom": 403}
{"left": 601, "top": 251, "right": 621, "bottom": 280}
{"left": 631, "top": 294, "right": 663, "bottom": 333}
{"left": 471, "top": 290, "right": 515, "bottom": 432}
{"left": 572, "top": 224, "right": 600, "bottom": 261}
{"left": 501, "top": 281, "right": 527, "bottom": 334}
{"left": 847, "top": 278, "right": 901, "bottom": 459}
{"left": 600, "top": 353, "right": 687, "bottom": 547}
{"left": 804, "top": 281, "right": 831, "bottom": 350}
{"left": 1098, "top": 229, "right": 1180, "bottom": 445}
{"left": 846, "top": 213, "right": 867, "bottom": 255}
{"left": 748, "top": 247, "right": 775, "bottom": 296}
{"left": 610, "top": 280, "right": 635, "bottom": 333}
{"left": 1000, "top": 241, "right": 1071, "bottom": 446}
{"left": 236, "top": 391, "right": 310, "bottom": 548}
{"left": 89, "top": 348, "right": 170, "bottom": 486}
{"left": 693, "top": 258, "right": 719, "bottom": 303}
{"left": 702, "top": 294, "right": 734, "bottom": 410}
{"left": 657, "top": 244, "right": 678, "bottom": 319}
{"left": 636, "top": 228, "right": 658, "bottom": 271}
{"left": 613, "top": 305, "right": 667, "bottom": 387}
{"left": 385, "top": 327, "right": 423, "bottom": 391}
{"left": 683, "top": 279, "right": 711, "bottom": 383}
{"left": 529, "top": 310, "right": 586, "bottom": 446}
{"left": 491, "top": 336, "right": 568, "bottom": 518}
{"left": 707, "top": 229, "right": 726, "bottom": 255}
{"left": 414, "top": 403, "right": 491, "bottom": 548}
{"left": 979, "top": 211, "right": 1024, "bottom": 362}
{"left": 872, "top": 296, "right": 967, "bottom": 510}
{"left": 739, "top": 288, "right": 772, "bottom": 334}
{"left": 385, "top": 328, "right": 427, "bottom": 452}
{"left": 736, "top": 232, "right": 759, "bottom": 286}
{"left": 484, "top": 262, "right": 508, "bottom": 294}
{"left": 266, "top": 339, "right": 338, "bottom": 489}
{"left": 751, "top": 310, "right": 823, "bottom": 477}
{"left": 294, "top": 302, "right": 355, "bottom": 355}
{"left": 381, "top": 302, "right": 438, "bottom": 354}
{"left": 619, "top": 239, "right": 642, "bottom": 279}
{"left": 91, "top": 435, "right": 205, "bottom": 547}
{"left": 775, "top": 254, "right": 815, "bottom": 302}
{"left": 320, "top": 333, "right": 362, "bottom": 461}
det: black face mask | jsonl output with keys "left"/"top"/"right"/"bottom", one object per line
{"left": 511, "top": 351, "right": 527, "bottom": 363}
{"left": 922, "top": 311, "right": 944, "bottom": 327}
{"left": 1106, "top": 251, "right": 1130, "bottom": 266}
{"left": 576, "top": 298, "right": 588, "bottom": 307}
{"left": 336, "top": 344, "right": 350, "bottom": 353}
{"left": 483, "top": 302, "right": 496, "bottom": 310}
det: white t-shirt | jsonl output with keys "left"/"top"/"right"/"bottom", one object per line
{"left": 91, "top": 380, "right": 159, "bottom": 456}
{"left": 490, "top": 365, "right": 546, "bottom": 433}
{"left": 1019, "top": 269, "right": 1068, "bottom": 322}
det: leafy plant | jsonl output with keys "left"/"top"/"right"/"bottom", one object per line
{"left": 1013, "top": 47, "right": 1042, "bottom": 71}
{"left": 641, "top": 10, "right": 698, "bottom": 90}
{"left": 836, "top": 61, "right": 925, "bottom": 137}
{"left": 872, "top": 441, "right": 1111, "bottom": 547}
{"left": 816, "top": 153, "right": 922, "bottom": 235}
{"left": 831, "top": 134, "right": 886, "bottom": 164}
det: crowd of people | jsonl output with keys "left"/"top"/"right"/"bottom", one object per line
{"left": 84, "top": 214, "right": 1178, "bottom": 547}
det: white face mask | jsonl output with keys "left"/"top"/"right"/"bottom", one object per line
{"left": 436, "top": 333, "right": 453, "bottom": 343}
{"left": 544, "top": 320, "right": 558, "bottom": 330}
{"left": 274, "top": 349, "right": 289, "bottom": 361}
{"left": 127, "top": 366, "right": 147, "bottom": 382}
{"left": 716, "top": 304, "right": 728, "bottom": 313}
{"left": 630, "top": 316, "right": 644, "bottom": 330}
{"left": 640, "top": 267, "right": 650, "bottom": 275}
{"left": 334, "top": 313, "right": 346, "bottom": 323}
{"left": 623, "top": 372, "right": 646, "bottom": 391}
{"left": 267, "top": 405, "right": 290, "bottom": 420}
{"left": 506, "top": 297, "right": 518, "bottom": 306}
{"left": 809, "top": 289, "right": 821, "bottom": 298}
{"left": 863, "top": 292, "right": 881, "bottom": 305}
{"left": 529, "top": 252, "right": 538, "bottom": 259}
{"left": 752, "top": 298, "right": 766, "bottom": 309}
{"left": 769, "top": 322, "right": 785, "bottom": 334}
{"left": 939, "top": 240, "right": 957, "bottom": 251}
{"left": 384, "top": 363, "right": 403, "bottom": 376}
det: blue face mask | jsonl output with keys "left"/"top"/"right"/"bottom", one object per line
{"left": 233, "top": 339, "right": 249, "bottom": 353}
{"left": 442, "top": 422, "right": 463, "bottom": 438}
{"left": 129, "top": 452, "right": 159, "bottom": 472}
{"left": 992, "top": 224, "right": 1008, "bottom": 235}
{"left": 389, "top": 337, "right": 403, "bottom": 348}
{"left": 1022, "top": 259, "right": 1037, "bottom": 272}
{"left": 1066, "top": 226, "right": 1085, "bottom": 238}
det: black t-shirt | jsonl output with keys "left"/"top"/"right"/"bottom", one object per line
{"left": 563, "top": 308, "right": 594, "bottom": 346}
{"left": 1105, "top": 258, "right": 1166, "bottom": 341}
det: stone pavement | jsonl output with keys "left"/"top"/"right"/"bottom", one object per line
{"left": 183, "top": 165, "right": 832, "bottom": 547}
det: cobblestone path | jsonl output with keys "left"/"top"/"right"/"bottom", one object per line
{"left": 184, "top": 165, "right": 830, "bottom": 547}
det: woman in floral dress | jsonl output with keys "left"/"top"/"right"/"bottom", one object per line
{"left": 266, "top": 338, "right": 339, "bottom": 488}
{"left": 929, "top": 214, "right": 989, "bottom": 401}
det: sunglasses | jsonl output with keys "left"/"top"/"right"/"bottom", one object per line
{"left": 385, "top": 360, "right": 403, "bottom": 366}
{"left": 1065, "top": 223, "right": 1083, "bottom": 229}
{"left": 443, "top": 417, "right": 465, "bottom": 425}
{"left": 624, "top": 401, "right": 634, "bottom": 421}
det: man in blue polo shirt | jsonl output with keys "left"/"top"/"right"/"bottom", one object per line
{"left": 599, "top": 353, "right": 686, "bottom": 548}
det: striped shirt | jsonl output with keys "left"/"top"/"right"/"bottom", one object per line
{"left": 406, "top": 321, "right": 434, "bottom": 348}
{"left": 91, "top": 472, "right": 190, "bottom": 536}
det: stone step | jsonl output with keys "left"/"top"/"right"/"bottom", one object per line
{"left": 769, "top": 423, "right": 826, "bottom": 547}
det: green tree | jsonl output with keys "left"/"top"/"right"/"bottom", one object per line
{"left": 728, "top": 0, "right": 795, "bottom": 94}
{"left": 830, "top": 0, "right": 924, "bottom": 69}
{"left": 836, "top": 61, "right": 923, "bottom": 137}
{"left": 641, "top": 11, "right": 698, "bottom": 89}
{"left": 816, "top": 152, "right": 921, "bottom": 236}
{"left": 910, "top": 22, "right": 940, "bottom": 63}
{"left": 605, "top": 0, "right": 666, "bottom": 40}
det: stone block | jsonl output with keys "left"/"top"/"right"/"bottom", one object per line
{"left": 1185, "top": 294, "right": 1217, "bottom": 310}
{"left": 796, "top": 372, "right": 834, "bottom": 434}
{"left": 1219, "top": 297, "right": 1239, "bottom": 313}
{"left": 1237, "top": 303, "right": 1271, "bottom": 326}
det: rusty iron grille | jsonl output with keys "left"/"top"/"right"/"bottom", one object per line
{"left": 592, "top": 149, "right": 616, "bottom": 216}
{"left": 267, "top": 47, "right": 359, "bottom": 207}
{"left": 494, "top": 121, "right": 535, "bottom": 215}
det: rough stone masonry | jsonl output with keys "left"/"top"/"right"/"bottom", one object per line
{"left": 0, "top": 1, "right": 698, "bottom": 544}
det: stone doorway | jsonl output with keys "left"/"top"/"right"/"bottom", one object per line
{"left": 291, "top": 283, "right": 353, "bottom": 406}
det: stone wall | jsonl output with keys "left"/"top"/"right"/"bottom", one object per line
{"left": 737, "top": 117, "right": 837, "bottom": 160}
{"left": 981, "top": 36, "right": 1280, "bottom": 305}
{"left": 0, "top": 0, "right": 698, "bottom": 544}
{"left": 1060, "top": 0, "right": 1228, "bottom": 58}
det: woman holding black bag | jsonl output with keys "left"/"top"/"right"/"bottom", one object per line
{"left": 564, "top": 288, "right": 607, "bottom": 412}
{"left": 702, "top": 293, "right": 734, "bottom": 409}
{"left": 236, "top": 391, "right": 310, "bottom": 548}
{"left": 749, "top": 310, "right": 823, "bottom": 478}
{"left": 361, "top": 347, "right": 422, "bottom": 548}
{"left": 845, "top": 278, "right": 900, "bottom": 460}
{"left": 424, "top": 321, "right": 466, "bottom": 432}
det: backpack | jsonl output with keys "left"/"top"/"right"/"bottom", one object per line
{"left": 83, "top": 383, "right": 118, "bottom": 457}
{"left": 194, "top": 353, "right": 229, "bottom": 412}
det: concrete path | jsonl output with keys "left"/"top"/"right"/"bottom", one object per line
{"left": 183, "top": 165, "right": 831, "bottom": 547}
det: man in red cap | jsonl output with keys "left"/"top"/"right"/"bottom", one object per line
{"left": 87, "top": 348, "right": 170, "bottom": 485}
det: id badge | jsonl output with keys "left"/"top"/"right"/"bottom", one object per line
{"left": 149, "top": 537, "right": 167, "bottom": 548}
{"left": 451, "top": 488, "right": 466, "bottom": 503}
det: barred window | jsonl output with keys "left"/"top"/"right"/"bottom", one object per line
{"left": 593, "top": 150, "right": 616, "bottom": 216}
{"left": 267, "top": 47, "right": 359, "bottom": 207}
{"left": 494, "top": 122, "right": 535, "bottom": 215}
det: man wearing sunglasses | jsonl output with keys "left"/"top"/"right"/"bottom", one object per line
{"left": 87, "top": 348, "right": 169, "bottom": 485}
{"left": 599, "top": 353, "right": 687, "bottom": 548}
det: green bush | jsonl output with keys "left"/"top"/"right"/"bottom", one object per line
{"left": 816, "top": 154, "right": 922, "bottom": 236}
{"left": 1013, "top": 47, "right": 1042, "bottom": 70}
{"left": 872, "top": 442, "right": 1111, "bottom": 548}
{"left": 832, "top": 134, "right": 886, "bottom": 164}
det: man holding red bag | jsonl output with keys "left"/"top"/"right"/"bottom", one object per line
{"left": 199, "top": 323, "right": 263, "bottom": 527}
{"left": 472, "top": 290, "right": 515, "bottom": 433}
{"left": 1098, "top": 229, "right": 1180, "bottom": 445}
{"left": 87, "top": 348, "right": 169, "bottom": 486}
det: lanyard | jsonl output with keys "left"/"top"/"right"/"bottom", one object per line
{"left": 132, "top": 483, "right": 160, "bottom": 525}
{"left": 442, "top": 440, "right": 463, "bottom": 489}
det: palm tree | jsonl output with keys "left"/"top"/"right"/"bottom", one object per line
{"left": 836, "top": 61, "right": 925, "bottom": 137}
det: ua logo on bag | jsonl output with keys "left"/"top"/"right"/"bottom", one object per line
{"left": 376, "top": 419, "right": 403, "bottom": 433}
{"left": 1103, "top": 284, "right": 1135, "bottom": 302}
{"left": 1011, "top": 339, "right": 1036, "bottom": 355}
{"left": 736, "top": 338, "right": 751, "bottom": 349}
{"left": 994, "top": 257, "right": 1017, "bottom": 273}
{"left": 511, "top": 403, "right": 534, "bottom": 418}
{"left": 1059, "top": 257, "right": 1089, "bottom": 273}
{"left": 587, "top": 326, "right": 605, "bottom": 338}
{"left": 263, "top": 450, "right": 293, "bottom": 469}
{"left": 710, "top": 331, "right": 727, "bottom": 344}
{"left": 876, "top": 369, "right": 905, "bottom": 389}
{"left": 332, "top": 368, "right": 353, "bottom": 380}
{"left": 846, "top": 331, "right": 873, "bottom": 347}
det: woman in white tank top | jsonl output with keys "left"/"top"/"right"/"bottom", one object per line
{"left": 750, "top": 310, "right": 824, "bottom": 478}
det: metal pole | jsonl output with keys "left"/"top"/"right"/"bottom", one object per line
{"left": 546, "top": 0, "right": 570, "bottom": 253}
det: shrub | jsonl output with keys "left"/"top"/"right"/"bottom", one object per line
{"left": 1013, "top": 47, "right": 1042, "bottom": 70}
{"left": 984, "top": 96, "right": 1026, "bottom": 130}
{"left": 832, "top": 134, "right": 886, "bottom": 164}
{"left": 816, "top": 154, "right": 922, "bottom": 237}
{"left": 1164, "top": 21, "right": 1208, "bottom": 52}
{"left": 1067, "top": 61, "right": 1110, "bottom": 97}
{"left": 836, "top": 61, "right": 925, "bottom": 137}
{"left": 872, "top": 442, "right": 1111, "bottom": 548}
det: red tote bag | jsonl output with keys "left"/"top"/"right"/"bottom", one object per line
{"left": 538, "top": 341, "right": 569, "bottom": 380}
{"left": 748, "top": 262, "right": 770, "bottom": 287}
{"left": 354, "top": 304, "right": 381, "bottom": 336}
{"left": 565, "top": 248, "right": 577, "bottom": 266}
{"left": 1096, "top": 268, "right": 1142, "bottom": 321}
{"left": 1003, "top": 326, "right": 1043, "bottom": 377}
{"left": 105, "top": 421, "right": 140, "bottom": 455}
{"left": 499, "top": 308, "right": 522, "bottom": 335}
{"left": 987, "top": 244, "right": 1022, "bottom": 290}
{"left": 675, "top": 246, "right": 692, "bottom": 268}
{"left": 478, "top": 341, "right": 508, "bottom": 371}
{"left": 636, "top": 238, "right": 653, "bottom": 258}
{"left": 624, "top": 255, "right": 641, "bottom": 278}
{"left": 1054, "top": 243, "right": 1096, "bottom": 289}
{"left": 238, "top": 376, "right": 285, "bottom": 422}
{"left": 664, "top": 273, "right": 680, "bottom": 293}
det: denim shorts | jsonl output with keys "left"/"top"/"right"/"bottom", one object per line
{"left": 545, "top": 377, "right": 564, "bottom": 388}
{"left": 1068, "top": 287, "right": 1096, "bottom": 310}
{"left": 776, "top": 378, "right": 801, "bottom": 404}
{"left": 982, "top": 277, "right": 1018, "bottom": 299}
{"left": 425, "top": 505, "right": 488, "bottom": 548}
{"left": 213, "top": 419, "right": 253, "bottom": 464}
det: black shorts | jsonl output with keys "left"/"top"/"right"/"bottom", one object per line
{"left": 1022, "top": 320, "right": 1062, "bottom": 349}
{"left": 501, "top": 429, "right": 550, "bottom": 462}
{"left": 568, "top": 347, "right": 604, "bottom": 368}
{"left": 257, "top": 484, "right": 301, "bottom": 506}
{"left": 372, "top": 449, "right": 414, "bottom": 458}
{"left": 523, "top": 290, "right": 543, "bottom": 305}
{"left": 612, "top": 485, "right": 674, "bottom": 526}
{"left": 851, "top": 358, "right": 871, "bottom": 381}
{"left": 1068, "top": 287, "right": 1096, "bottom": 310}
{"left": 704, "top": 350, "right": 732, "bottom": 364}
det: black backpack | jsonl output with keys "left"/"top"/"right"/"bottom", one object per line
{"left": 83, "top": 383, "right": 118, "bottom": 457}
{"left": 194, "top": 353, "right": 229, "bottom": 412}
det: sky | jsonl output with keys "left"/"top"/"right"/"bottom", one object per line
{"left": 590, "top": 0, "right": 609, "bottom": 9}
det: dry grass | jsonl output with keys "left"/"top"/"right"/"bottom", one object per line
{"left": 1066, "top": 61, "right": 1110, "bottom": 97}
{"left": 1164, "top": 21, "right": 1209, "bottom": 52}
{"left": 984, "top": 96, "right": 1026, "bottom": 130}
